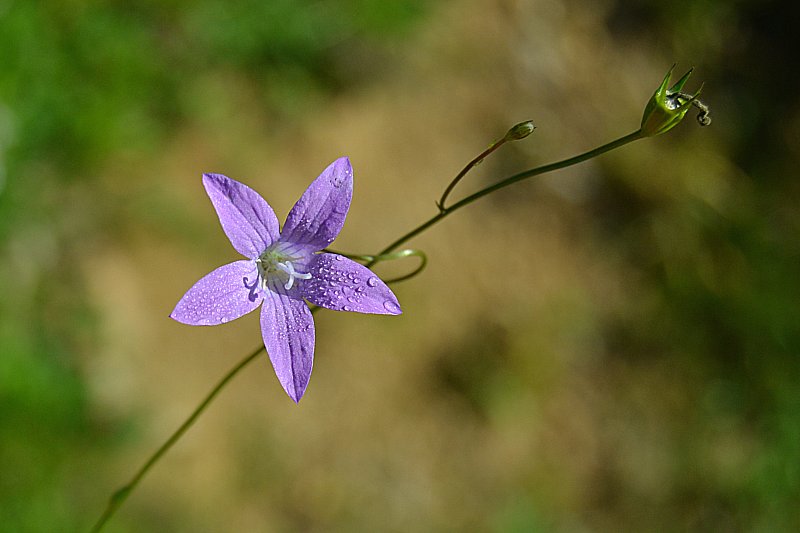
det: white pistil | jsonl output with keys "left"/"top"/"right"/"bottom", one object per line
{"left": 276, "top": 261, "right": 312, "bottom": 290}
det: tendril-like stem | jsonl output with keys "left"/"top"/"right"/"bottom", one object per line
{"left": 325, "top": 248, "right": 428, "bottom": 284}
{"left": 382, "top": 249, "right": 427, "bottom": 284}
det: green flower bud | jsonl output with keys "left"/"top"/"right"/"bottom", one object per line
{"left": 641, "top": 65, "right": 710, "bottom": 137}
{"left": 504, "top": 120, "right": 536, "bottom": 141}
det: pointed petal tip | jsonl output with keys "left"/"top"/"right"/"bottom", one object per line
{"left": 202, "top": 172, "right": 227, "bottom": 186}
{"left": 332, "top": 156, "right": 353, "bottom": 181}
{"left": 281, "top": 377, "right": 307, "bottom": 403}
{"left": 303, "top": 254, "right": 403, "bottom": 315}
{"left": 261, "top": 290, "right": 314, "bottom": 406}
{"left": 201, "top": 173, "right": 238, "bottom": 199}
{"left": 329, "top": 156, "right": 353, "bottom": 181}
{"left": 169, "top": 310, "right": 201, "bottom": 324}
{"left": 169, "top": 308, "right": 189, "bottom": 324}
{"left": 382, "top": 293, "right": 403, "bottom": 315}
{"left": 385, "top": 298, "right": 403, "bottom": 316}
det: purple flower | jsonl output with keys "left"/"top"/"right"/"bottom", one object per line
{"left": 170, "top": 157, "right": 401, "bottom": 402}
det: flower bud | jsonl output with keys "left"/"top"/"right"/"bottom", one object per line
{"left": 504, "top": 120, "right": 536, "bottom": 141}
{"left": 641, "top": 65, "right": 708, "bottom": 137}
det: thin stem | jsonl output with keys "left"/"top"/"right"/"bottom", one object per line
{"left": 90, "top": 345, "right": 265, "bottom": 533}
{"left": 324, "top": 248, "right": 428, "bottom": 284}
{"left": 369, "top": 129, "right": 643, "bottom": 266}
{"left": 381, "top": 249, "right": 428, "bottom": 284}
{"left": 448, "top": 129, "right": 643, "bottom": 212}
{"left": 437, "top": 120, "right": 536, "bottom": 211}
{"left": 438, "top": 137, "right": 508, "bottom": 210}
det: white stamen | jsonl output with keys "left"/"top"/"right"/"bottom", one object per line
{"left": 276, "top": 261, "right": 312, "bottom": 290}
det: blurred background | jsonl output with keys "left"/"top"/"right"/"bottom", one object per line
{"left": 1, "top": 0, "right": 799, "bottom": 531}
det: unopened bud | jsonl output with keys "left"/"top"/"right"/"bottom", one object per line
{"left": 504, "top": 120, "right": 536, "bottom": 141}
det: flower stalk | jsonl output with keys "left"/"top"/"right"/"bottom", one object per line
{"left": 89, "top": 344, "right": 266, "bottom": 533}
{"left": 437, "top": 120, "right": 535, "bottom": 211}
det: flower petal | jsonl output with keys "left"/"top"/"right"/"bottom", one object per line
{"left": 170, "top": 260, "right": 262, "bottom": 325}
{"left": 281, "top": 157, "right": 353, "bottom": 250}
{"left": 203, "top": 173, "right": 280, "bottom": 258}
{"left": 302, "top": 253, "right": 402, "bottom": 315}
{"left": 261, "top": 282, "right": 315, "bottom": 402}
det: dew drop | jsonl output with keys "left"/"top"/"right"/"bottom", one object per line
{"left": 335, "top": 255, "right": 344, "bottom": 261}
{"left": 347, "top": 297, "right": 356, "bottom": 303}
{"left": 343, "top": 305, "right": 352, "bottom": 311}
{"left": 367, "top": 277, "right": 379, "bottom": 287}
{"left": 383, "top": 300, "right": 401, "bottom": 314}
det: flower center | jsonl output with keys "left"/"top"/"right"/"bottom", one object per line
{"left": 256, "top": 244, "right": 312, "bottom": 291}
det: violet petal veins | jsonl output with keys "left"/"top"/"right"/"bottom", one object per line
{"left": 170, "top": 157, "right": 402, "bottom": 402}
{"left": 304, "top": 253, "right": 400, "bottom": 314}
{"left": 171, "top": 260, "right": 262, "bottom": 325}
{"left": 202, "top": 173, "right": 281, "bottom": 258}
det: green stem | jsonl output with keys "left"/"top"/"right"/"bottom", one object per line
{"left": 438, "top": 137, "right": 508, "bottom": 210}
{"left": 89, "top": 345, "right": 265, "bottom": 533}
{"left": 381, "top": 249, "right": 428, "bottom": 284}
{"left": 368, "top": 129, "right": 643, "bottom": 266}
{"left": 325, "top": 248, "right": 428, "bottom": 284}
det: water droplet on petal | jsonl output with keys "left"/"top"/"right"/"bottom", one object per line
{"left": 367, "top": 277, "right": 379, "bottom": 287}
{"left": 335, "top": 255, "right": 344, "bottom": 261}
{"left": 343, "top": 305, "right": 352, "bottom": 311}
{"left": 383, "top": 300, "right": 401, "bottom": 314}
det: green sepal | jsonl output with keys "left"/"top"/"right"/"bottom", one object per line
{"left": 640, "top": 65, "right": 700, "bottom": 137}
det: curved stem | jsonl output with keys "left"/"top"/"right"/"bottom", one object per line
{"left": 382, "top": 249, "right": 428, "bottom": 284}
{"left": 438, "top": 137, "right": 508, "bottom": 210}
{"left": 368, "top": 129, "right": 643, "bottom": 266}
{"left": 437, "top": 120, "right": 536, "bottom": 211}
{"left": 90, "top": 345, "right": 265, "bottom": 533}
{"left": 325, "top": 248, "right": 428, "bottom": 284}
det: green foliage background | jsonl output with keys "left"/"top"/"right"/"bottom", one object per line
{"left": 1, "top": 0, "right": 798, "bottom": 531}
